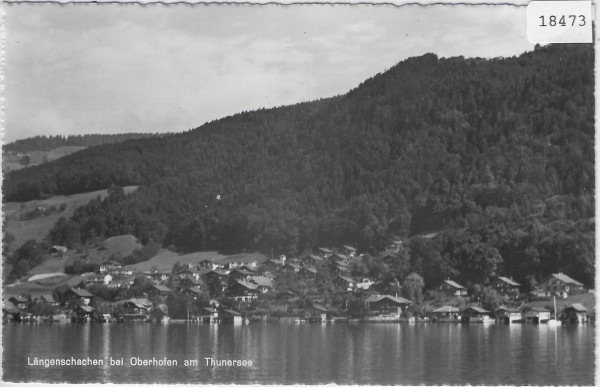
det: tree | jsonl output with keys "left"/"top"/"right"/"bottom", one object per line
{"left": 402, "top": 272, "right": 425, "bottom": 304}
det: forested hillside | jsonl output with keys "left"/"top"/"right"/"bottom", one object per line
{"left": 4, "top": 44, "right": 594, "bottom": 289}
{"left": 4, "top": 133, "right": 159, "bottom": 153}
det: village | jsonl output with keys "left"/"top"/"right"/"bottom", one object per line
{"left": 2, "top": 241, "right": 593, "bottom": 327}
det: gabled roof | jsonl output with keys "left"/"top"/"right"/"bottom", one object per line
{"left": 495, "top": 306, "right": 520, "bottom": 313}
{"left": 233, "top": 280, "right": 259, "bottom": 290}
{"left": 568, "top": 303, "right": 588, "bottom": 312}
{"left": 464, "top": 306, "right": 491, "bottom": 314}
{"left": 70, "top": 288, "right": 93, "bottom": 298}
{"left": 183, "top": 287, "right": 203, "bottom": 295}
{"left": 548, "top": 273, "right": 584, "bottom": 286}
{"left": 332, "top": 253, "right": 350, "bottom": 260}
{"left": 301, "top": 266, "right": 318, "bottom": 274}
{"left": 77, "top": 305, "right": 94, "bottom": 313}
{"left": 202, "top": 307, "right": 217, "bottom": 314}
{"left": 306, "top": 254, "right": 323, "bottom": 262}
{"left": 249, "top": 276, "right": 274, "bottom": 288}
{"left": 442, "top": 280, "right": 466, "bottom": 290}
{"left": 40, "top": 295, "right": 56, "bottom": 303}
{"left": 337, "top": 276, "right": 356, "bottom": 284}
{"left": 524, "top": 306, "right": 549, "bottom": 313}
{"left": 433, "top": 306, "right": 459, "bottom": 313}
{"left": 204, "top": 269, "right": 228, "bottom": 277}
{"left": 497, "top": 276, "right": 520, "bottom": 286}
{"left": 284, "top": 263, "right": 302, "bottom": 270}
{"left": 310, "top": 305, "right": 329, "bottom": 313}
{"left": 221, "top": 309, "right": 241, "bottom": 316}
{"left": 365, "top": 294, "right": 412, "bottom": 305}
{"left": 342, "top": 245, "right": 357, "bottom": 252}
{"left": 9, "top": 295, "right": 27, "bottom": 303}
{"left": 2, "top": 302, "right": 19, "bottom": 314}
{"left": 230, "top": 268, "right": 255, "bottom": 276}
{"left": 151, "top": 284, "right": 172, "bottom": 293}
{"left": 318, "top": 247, "right": 333, "bottom": 254}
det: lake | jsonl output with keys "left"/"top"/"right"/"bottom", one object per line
{"left": 2, "top": 322, "right": 595, "bottom": 384}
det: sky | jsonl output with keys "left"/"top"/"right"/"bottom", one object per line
{"left": 3, "top": 3, "right": 534, "bottom": 143}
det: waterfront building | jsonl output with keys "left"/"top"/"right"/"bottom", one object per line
{"left": 227, "top": 280, "right": 260, "bottom": 303}
{"left": 365, "top": 294, "right": 412, "bottom": 319}
{"left": 63, "top": 287, "right": 93, "bottom": 305}
{"left": 461, "top": 306, "right": 493, "bottom": 323}
{"left": 532, "top": 273, "right": 585, "bottom": 298}
{"left": 219, "top": 309, "right": 243, "bottom": 324}
{"left": 147, "top": 284, "right": 173, "bottom": 297}
{"left": 304, "top": 305, "right": 329, "bottom": 322}
{"left": 494, "top": 306, "right": 521, "bottom": 324}
{"left": 522, "top": 306, "right": 551, "bottom": 323}
{"left": 432, "top": 306, "right": 460, "bottom": 322}
{"left": 8, "top": 296, "right": 28, "bottom": 310}
{"left": 436, "top": 280, "right": 468, "bottom": 297}
{"left": 563, "top": 303, "right": 588, "bottom": 323}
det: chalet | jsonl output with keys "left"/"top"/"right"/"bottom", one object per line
{"left": 151, "top": 304, "right": 169, "bottom": 323}
{"left": 64, "top": 288, "right": 93, "bottom": 305}
{"left": 73, "top": 305, "right": 94, "bottom": 320}
{"left": 178, "top": 276, "right": 203, "bottom": 289}
{"left": 122, "top": 299, "right": 152, "bottom": 315}
{"left": 432, "top": 306, "right": 460, "bottom": 322}
{"left": 181, "top": 287, "right": 204, "bottom": 299}
{"left": 317, "top": 247, "right": 333, "bottom": 258}
{"left": 492, "top": 277, "right": 520, "bottom": 298}
{"left": 461, "top": 306, "right": 493, "bottom": 323}
{"left": 522, "top": 306, "right": 551, "bottom": 324}
{"left": 229, "top": 268, "right": 255, "bottom": 281}
{"left": 39, "top": 294, "right": 58, "bottom": 306}
{"left": 219, "top": 309, "right": 243, "bottom": 324}
{"left": 197, "top": 259, "right": 214, "bottom": 271}
{"left": 365, "top": 294, "right": 412, "bottom": 318}
{"left": 281, "top": 262, "right": 302, "bottom": 274}
{"left": 200, "top": 307, "right": 219, "bottom": 323}
{"left": 147, "top": 284, "right": 172, "bottom": 296}
{"left": 298, "top": 266, "right": 318, "bottom": 281}
{"left": 533, "top": 273, "right": 584, "bottom": 298}
{"left": 203, "top": 269, "right": 229, "bottom": 293}
{"left": 303, "top": 254, "right": 323, "bottom": 266}
{"left": 329, "top": 261, "right": 350, "bottom": 277}
{"left": 494, "top": 306, "right": 521, "bottom": 324}
{"left": 331, "top": 253, "right": 351, "bottom": 264}
{"left": 259, "top": 258, "right": 285, "bottom": 273}
{"left": 248, "top": 276, "right": 274, "bottom": 293}
{"left": 381, "top": 254, "right": 397, "bottom": 266}
{"left": 144, "top": 270, "right": 170, "bottom": 282}
{"left": 8, "top": 296, "right": 28, "bottom": 310}
{"left": 563, "top": 303, "right": 588, "bottom": 323}
{"left": 341, "top": 245, "right": 358, "bottom": 257}
{"left": 333, "top": 276, "right": 356, "bottom": 292}
{"left": 238, "top": 264, "right": 256, "bottom": 273}
{"left": 227, "top": 280, "right": 260, "bottom": 302}
{"left": 436, "top": 280, "right": 468, "bottom": 297}
{"left": 304, "top": 305, "right": 329, "bottom": 322}
{"left": 2, "top": 302, "right": 19, "bottom": 319}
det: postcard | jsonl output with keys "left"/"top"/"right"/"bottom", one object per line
{"left": 1, "top": 1, "right": 595, "bottom": 385}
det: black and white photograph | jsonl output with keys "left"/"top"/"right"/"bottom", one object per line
{"left": 1, "top": 1, "right": 595, "bottom": 385}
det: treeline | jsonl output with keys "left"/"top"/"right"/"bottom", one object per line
{"left": 5, "top": 44, "right": 594, "bottom": 288}
{"left": 4, "top": 133, "right": 160, "bottom": 153}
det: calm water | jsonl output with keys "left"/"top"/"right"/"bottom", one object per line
{"left": 2, "top": 322, "right": 595, "bottom": 384}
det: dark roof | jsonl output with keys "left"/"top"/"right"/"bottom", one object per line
{"left": 311, "top": 305, "right": 329, "bottom": 313}
{"left": 232, "top": 280, "right": 259, "bottom": 290}
{"left": 2, "top": 302, "right": 19, "bottom": 314}
{"left": 202, "top": 307, "right": 217, "bottom": 314}
{"left": 70, "top": 288, "right": 93, "bottom": 298}
{"left": 365, "top": 294, "right": 412, "bottom": 305}
{"left": 183, "top": 287, "right": 203, "bottom": 295}
{"left": 306, "top": 254, "right": 323, "bottom": 261}
{"left": 9, "top": 296, "right": 27, "bottom": 303}
{"left": 151, "top": 284, "right": 172, "bottom": 293}
{"left": 464, "top": 306, "right": 491, "bottom": 314}
{"left": 78, "top": 305, "right": 94, "bottom": 313}
{"left": 342, "top": 245, "right": 357, "bottom": 251}
{"left": 221, "top": 309, "right": 242, "bottom": 316}
{"left": 40, "top": 295, "right": 56, "bottom": 303}
{"left": 337, "top": 276, "right": 356, "bottom": 284}
{"left": 301, "top": 266, "right": 318, "bottom": 274}
{"left": 524, "top": 306, "right": 549, "bottom": 313}
{"left": 495, "top": 306, "right": 520, "bottom": 313}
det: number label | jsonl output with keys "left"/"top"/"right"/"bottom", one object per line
{"left": 528, "top": 1, "right": 592, "bottom": 43}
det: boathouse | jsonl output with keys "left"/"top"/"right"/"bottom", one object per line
{"left": 304, "top": 305, "right": 329, "bottom": 322}
{"left": 522, "top": 306, "right": 551, "bottom": 324}
{"left": 564, "top": 303, "right": 588, "bottom": 323}
{"left": 461, "top": 306, "right": 493, "bottom": 323}
{"left": 365, "top": 294, "right": 412, "bottom": 319}
{"left": 494, "top": 306, "right": 521, "bottom": 324}
{"left": 432, "top": 306, "right": 460, "bottom": 322}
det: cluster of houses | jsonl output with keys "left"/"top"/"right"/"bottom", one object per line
{"left": 2, "top": 243, "right": 592, "bottom": 325}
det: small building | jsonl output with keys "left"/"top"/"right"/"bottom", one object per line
{"left": 229, "top": 268, "right": 255, "bottom": 281}
{"left": 73, "top": 305, "right": 94, "bottom": 320}
{"left": 533, "top": 273, "right": 585, "bottom": 298}
{"left": 340, "top": 245, "right": 358, "bottom": 257}
{"left": 317, "top": 247, "right": 333, "bottom": 258}
{"left": 329, "top": 261, "right": 350, "bottom": 277}
{"left": 99, "top": 260, "right": 122, "bottom": 274}
{"left": 331, "top": 253, "right": 351, "bottom": 264}
{"left": 304, "top": 305, "right": 329, "bottom": 322}
{"left": 248, "top": 276, "right": 274, "bottom": 293}
{"left": 178, "top": 276, "right": 204, "bottom": 289}
{"left": 181, "top": 287, "right": 204, "bottom": 299}
{"left": 39, "top": 294, "right": 58, "bottom": 306}
{"left": 302, "top": 255, "right": 323, "bottom": 266}
{"left": 436, "top": 280, "right": 468, "bottom": 297}
{"left": 147, "top": 284, "right": 172, "bottom": 297}
{"left": 432, "top": 306, "right": 460, "bottom": 322}
{"left": 381, "top": 254, "right": 397, "bottom": 267}
{"left": 492, "top": 277, "right": 521, "bottom": 298}
{"left": 8, "top": 296, "right": 28, "bottom": 310}
{"left": 298, "top": 266, "right": 318, "bottom": 281}
{"left": 563, "top": 303, "right": 588, "bottom": 323}
{"left": 494, "top": 306, "right": 521, "bottom": 324}
{"left": 522, "top": 306, "right": 551, "bottom": 324}
{"left": 461, "top": 306, "right": 493, "bottom": 323}
{"left": 197, "top": 259, "right": 214, "bottom": 271}
{"left": 200, "top": 307, "right": 219, "bottom": 323}
{"left": 259, "top": 258, "right": 285, "bottom": 273}
{"left": 50, "top": 245, "right": 68, "bottom": 256}
{"left": 365, "top": 294, "right": 412, "bottom": 319}
{"left": 64, "top": 288, "right": 94, "bottom": 305}
{"left": 220, "top": 309, "right": 243, "bottom": 324}
{"left": 227, "top": 280, "right": 260, "bottom": 303}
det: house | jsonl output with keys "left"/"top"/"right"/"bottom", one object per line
{"left": 387, "top": 240, "right": 404, "bottom": 252}
{"left": 522, "top": 306, "right": 551, "bottom": 324}
{"left": 178, "top": 275, "right": 204, "bottom": 289}
{"left": 8, "top": 296, "right": 28, "bottom": 310}
{"left": 49, "top": 245, "right": 68, "bottom": 256}
{"left": 365, "top": 294, "right": 412, "bottom": 319}
{"left": 200, "top": 307, "right": 219, "bottom": 323}
{"left": 248, "top": 276, "right": 274, "bottom": 293}
{"left": 341, "top": 245, "right": 358, "bottom": 257}
{"left": 196, "top": 259, "right": 214, "bottom": 271}
{"left": 436, "top": 280, "right": 468, "bottom": 297}
{"left": 151, "top": 304, "right": 169, "bottom": 323}
{"left": 73, "top": 305, "right": 94, "bottom": 320}
{"left": 302, "top": 255, "right": 323, "bottom": 266}
{"left": 563, "top": 303, "right": 588, "bottom": 323}
{"left": 226, "top": 280, "right": 260, "bottom": 303}
{"left": 181, "top": 287, "right": 204, "bottom": 299}
{"left": 494, "top": 306, "right": 522, "bottom": 324}
{"left": 492, "top": 277, "right": 520, "bottom": 298}
{"left": 316, "top": 247, "right": 333, "bottom": 258}
{"left": 331, "top": 253, "right": 351, "bottom": 264}
{"left": 219, "top": 309, "right": 243, "bottom": 324}
{"left": 298, "top": 266, "right": 318, "bottom": 281}
{"left": 304, "top": 305, "right": 329, "bottom": 322}
{"left": 259, "top": 258, "right": 285, "bottom": 273}
{"left": 99, "top": 260, "right": 122, "bottom": 274}
{"left": 329, "top": 261, "right": 350, "bottom": 277}
{"left": 122, "top": 299, "right": 152, "bottom": 315}
{"left": 39, "top": 294, "right": 58, "bottom": 306}
{"left": 432, "top": 306, "right": 460, "bottom": 322}
{"left": 333, "top": 276, "right": 356, "bottom": 292}
{"left": 2, "top": 302, "right": 20, "bottom": 320}
{"left": 144, "top": 270, "right": 170, "bottom": 282}
{"left": 461, "top": 306, "right": 493, "bottom": 323}
{"left": 203, "top": 269, "right": 229, "bottom": 293}
{"left": 381, "top": 254, "right": 397, "bottom": 266}
{"left": 533, "top": 273, "right": 585, "bottom": 298}
{"left": 147, "top": 284, "right": 172, "bottom": 297}
{"left": 281, "top": 262, "right": 302, "bottom": 274}
{"left": 229, "top": 268, "right": 255, "bottom": 281}
{"left": 64, "top": 288, "right": 93, "bottom": 305}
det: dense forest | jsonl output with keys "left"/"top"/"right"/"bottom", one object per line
{"left": 4, "top": 44, "right": 594, "bottom": 290}
{"left": 4, "top": 133, "right": 159, "bottom": 153}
